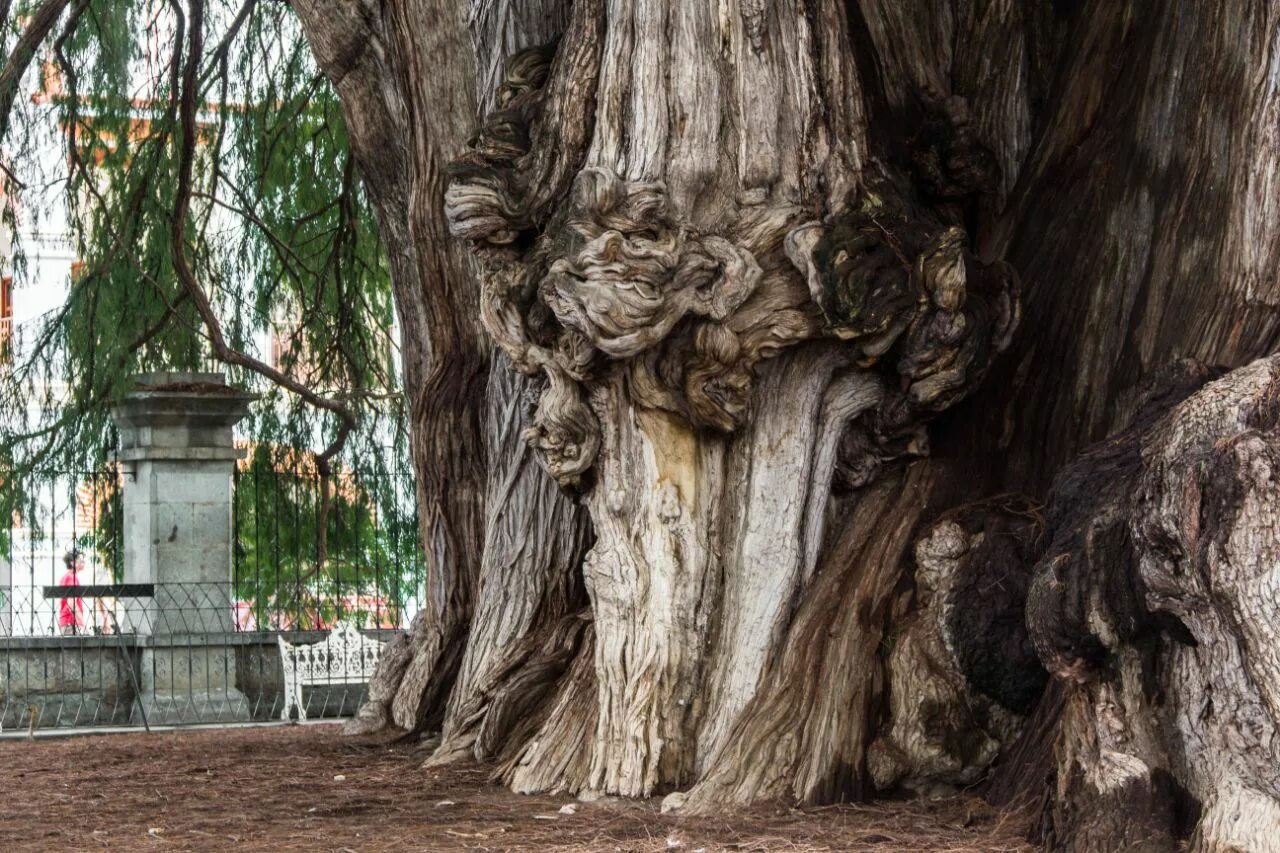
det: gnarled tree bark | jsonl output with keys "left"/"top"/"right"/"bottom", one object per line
{"left": 1016, "top": 358, "right": 1280, "bottom": 851}
{"left": 439, "top": 0, "right": 1015, "bottom": 800}
{"left": 295, "top": 0, "right": 1280, "bottom": 846}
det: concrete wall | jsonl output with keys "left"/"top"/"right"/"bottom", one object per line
{"left": 0, "top": 631, "right": 393, "bottom": 729}
{"left": 0, "top": 638, "right": 138, "bottom": 729}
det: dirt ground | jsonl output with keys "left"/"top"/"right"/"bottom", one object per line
{"left": 0, "top": 725, "right": 1034, "bottom": 852}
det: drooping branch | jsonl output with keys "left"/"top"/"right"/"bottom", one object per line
{"left": 168, "top": 0, "right": 357, "bottom": 464}
{"left": 0, "top": 0, "right": 75, "bottom": 143}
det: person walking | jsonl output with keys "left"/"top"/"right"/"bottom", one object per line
{"left": 56, "top": 549, "right": 88, "bottom": 636}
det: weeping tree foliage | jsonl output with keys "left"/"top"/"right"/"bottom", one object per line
{"left": 5, "top": 2, "right": 1280, "bottom": 851}
{"left": 233, "top": 444, "right": 420, "bottom": 629}
{"left": 0, "top": 0, "right": 402, "bottom": 486}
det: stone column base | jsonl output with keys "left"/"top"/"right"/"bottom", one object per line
{"left": 133, "top": 644, "right": 253, "bottom": 725}
{"left": 133, "top": 689, "right": 251, "bottom": 726}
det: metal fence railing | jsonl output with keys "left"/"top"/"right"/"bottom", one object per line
{"left": 1, "top": 469, "right": 124, "bottom": 638}
{"left": 0, "top": 457, "right": 424, "bottom": 732}
{"left": 0, "top": 582, "right": 403, "bottom": 730}
{"left": 232, "top": 455, "right": 423, "bottom": 633}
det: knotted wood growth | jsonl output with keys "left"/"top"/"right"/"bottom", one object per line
{"left": 1008, "top": 358, "right": 1280, "bottom": 850}
{"left": 868, "top": 497, "right": 1045, "bottom": 796}
{"left": 446, "top": 48, "right": 1018, "bottom": 493}
{"left": 439, "top": 7, "right": 1020, "bottom": 800}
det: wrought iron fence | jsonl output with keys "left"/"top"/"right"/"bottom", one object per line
{"left": 232, "top": 452, "right": 423, "bottom": 633}
{"left": 0, "top": 582, "right": 402, "bottom": 730}
{"left": 0, "top": 469, "right": 124, "bottom": 638}
{"left": 0, "top": 458, "right": 424, "bottom": 732}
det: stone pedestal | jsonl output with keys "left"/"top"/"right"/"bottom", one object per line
{"left": 111, "top": 372, "right": 257, "bottom": 725}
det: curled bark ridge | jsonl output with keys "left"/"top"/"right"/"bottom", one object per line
{"left": 441, "top": 29, "right": 1020, "bottom": 801}
{"left": 789, "top": 170, "right": 1019, "bottom": 485}
{"left": 1019, "top": 357, "right": 1280, "bottom": 851}
{"left": 447, "top": 45, "right": 1018, "bottom": 493}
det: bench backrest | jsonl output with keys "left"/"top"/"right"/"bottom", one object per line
{"left": 277, "top": 622, "right": 384, "bottom": 685}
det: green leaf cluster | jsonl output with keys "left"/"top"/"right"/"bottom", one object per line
{"left": 232, "top": 445, "right": 420, "bottom": 631}
{"left": 0, "top": 0, "right": 408, "bottom": 523}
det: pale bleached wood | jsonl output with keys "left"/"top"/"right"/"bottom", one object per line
{"left": 304, "top": 1, "right": 1280, "bottom": 843}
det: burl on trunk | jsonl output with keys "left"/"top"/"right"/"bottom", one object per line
{"left": 301, "top": 0, "right": 1280, "bottom": 846}
{"left": 438, "top": 0, "right": 1016, "bottom": 800}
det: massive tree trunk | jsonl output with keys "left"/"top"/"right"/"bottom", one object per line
{"left": 1017, "top": 357, "right": 1280, "bottom": 851}
{"left": 440, "top": 0, "right": 1015, "bottom": 803}
{"left": 297, "top": 0, "right": 1280, "bottom": 847}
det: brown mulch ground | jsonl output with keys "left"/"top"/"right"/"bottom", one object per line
{"left": 0, "top": 725, "right": 1035, "bottom": 851}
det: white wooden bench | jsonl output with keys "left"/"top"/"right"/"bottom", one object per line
{"left": 277, "top": 622, "right": 385, "bottom": 721}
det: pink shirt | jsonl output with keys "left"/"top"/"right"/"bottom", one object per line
{"left": 57, "top": 569, "right": 87, "bottom": 630}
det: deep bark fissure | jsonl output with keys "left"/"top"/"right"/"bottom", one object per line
{"left": 437, "top": 0, "right": 1016, "bottom": 802}
{"left": 303, "top": 0, "right": 1280, "bottom": 845}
